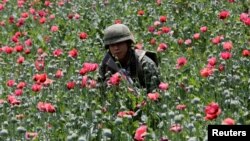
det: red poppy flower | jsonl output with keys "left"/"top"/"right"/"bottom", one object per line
{"left": 79, "top": 32, "right": 88, "bottom": 40}
{"left": 17, "top": 56, "right": 25, "bottom": 64}
{"left": 68, "top": 48, "right": 78, "bottom": 58}
{"left": 204, "top": 102, "right": 221, "bottom": 120}
{"left": 219, "top": 10, "right": 230, "bottom": 20}
{"left": 66, "top": 81, "right": 75, "bottom": 90}
{"left": 242, "top": 49, "right": 250, "bottom": 57}
{"left": 159, "top": 16, "right": 167, "bottom": 22}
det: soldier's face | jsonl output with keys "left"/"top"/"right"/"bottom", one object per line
{"left": 109, "top": 41, "right": 128, "bottom": 60}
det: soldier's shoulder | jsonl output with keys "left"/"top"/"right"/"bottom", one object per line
{"left": 135, "top": 49, "right": 158, "bottom": 66}
{"left": 141, "top": 55, "right": 155, "bottom": 64}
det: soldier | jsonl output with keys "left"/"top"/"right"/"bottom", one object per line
{"left": 99, "top": 24, "right": 160, "bottom": 93}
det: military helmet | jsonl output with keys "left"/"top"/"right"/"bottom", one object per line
{"left": 103, "top": 24, "right": 135, "bottom": 49}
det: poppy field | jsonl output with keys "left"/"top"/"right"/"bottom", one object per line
{"left": 0, "top": 0, "right": 249, "bottom": 140}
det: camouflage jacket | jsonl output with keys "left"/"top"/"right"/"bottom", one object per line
{"left": 98, "top": 49, "right": 160, "bottom": 93}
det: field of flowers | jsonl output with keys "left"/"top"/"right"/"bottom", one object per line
{"left": 0, "top": 0, "right": 249, "bottom": 140}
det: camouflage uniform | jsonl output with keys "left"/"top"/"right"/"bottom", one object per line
{"left": 99, "top": 49, "right": 160, "bottom": 93}
{"left": 99, "top": 24, "right": 160, "bottom": 93}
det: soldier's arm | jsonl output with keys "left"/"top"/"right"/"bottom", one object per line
{"left": 141, "top": 56, "right": 160, "bottom": 93}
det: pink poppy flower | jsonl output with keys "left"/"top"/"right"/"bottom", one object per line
{"left": 39, "top": 17, "right": 46, "bottom": 24}
{"left": 16, "top": 56, "right": 25, "bottom": 64}
{"left": 74, "top": 13, "right": 80, "bottom": 19}
{"left": 15, "top": 45, "right": 24, "bottom": 52}
{"left": 211, "top": 36, "right": 223, "bottom": 45}
{"left": 53, "top": 49, "right": 63, "bottom": 57}
{"left": 170, "top": 124, "right": 182, "bottom": 133}
{"left": 29, "top": 8, "right": 36, "bottom": 15}
{"left": 176, "top": 104, "right": 186, "bottom": 110}
{"left": 158, "top": 82, "right": 169, "bottom": 91}
{"left": 17, "top": 82, "right": 26, "bottom": 89}
{"left": 117, "top": 111, "right": 135, "bottom": 117}
{"left": 0, "top": 4, "right": 4, "bottom": 11}
{"left": 50, "top": 14, "right": 55, "bottom": 20}
{"left": 176, "top": 57, "right": 187, "bottom": 69}
{"left": 55, "top": 69, "right": 63, "bottom": 78}
{"left": 21, "top": 12, "right": 29, "bottom": 19}
{"left": 37, "top": 102, "right": 56, "bottom": 113}
{"left": 7, "top": 80, "right": 15, "bottom": 87}
{"left": 207, "top": 57, "right": 217, "bottom": 67}
{"left": 220, "top": 52, "right": 232, "bottom": 60}
{"left": 25, "top": 132, "right": 38, "bottom": 140}
{"left": 157, "top": 43, "right": 168, "bottom": 52}
{"left": 154, "top": 21, "right": 161, "bottom": 26}
{"left": 223, "top": 41, "right": 233, "bottom": 51}
{"left": 200, "top": 26, "right": 208, "bottom": 32}
{"left": 32, "top": 84, "right": 42, "bottom": 92}
{"left": 107, "top": 72, "right": 121, "bottom": 86}
{"left": 240, "top": 13, "right": 248, "bottom": 22}
{"left": 7, "top": 95, "right": 21, "bottom": 105}
{"left": 81, "top": 76, "right": 88, "bottom": 87}
{"left": 14, "top": 89, "right": 23, "bottom": 96}
{"left": 134, "top": 125, "right": 147, "bottom": 141}
{"left": 222, "top": 118, "right": 235, "bottom": 125}
{"left": 193, "top": 33, "right": 200, "bottom": 40}
{"left": 147, "top": 92, "right": 160, "bottom": 101}
{"left": 184, "top": 39, "right": 192, "bottom": 45}
{"left": 161, "top": 26, "right": 171, "bottom": 33}
{"left": 242, "top": 49, "right": 250, "bottom": 57}
{"left": 79, "top": 63, "right": 98, "bottom": 75}
{"left": 50, "top": 25, "right": 59, "bottom": 32}
{"left": 200, "top": 67, "right": 213, "bottom": 78}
